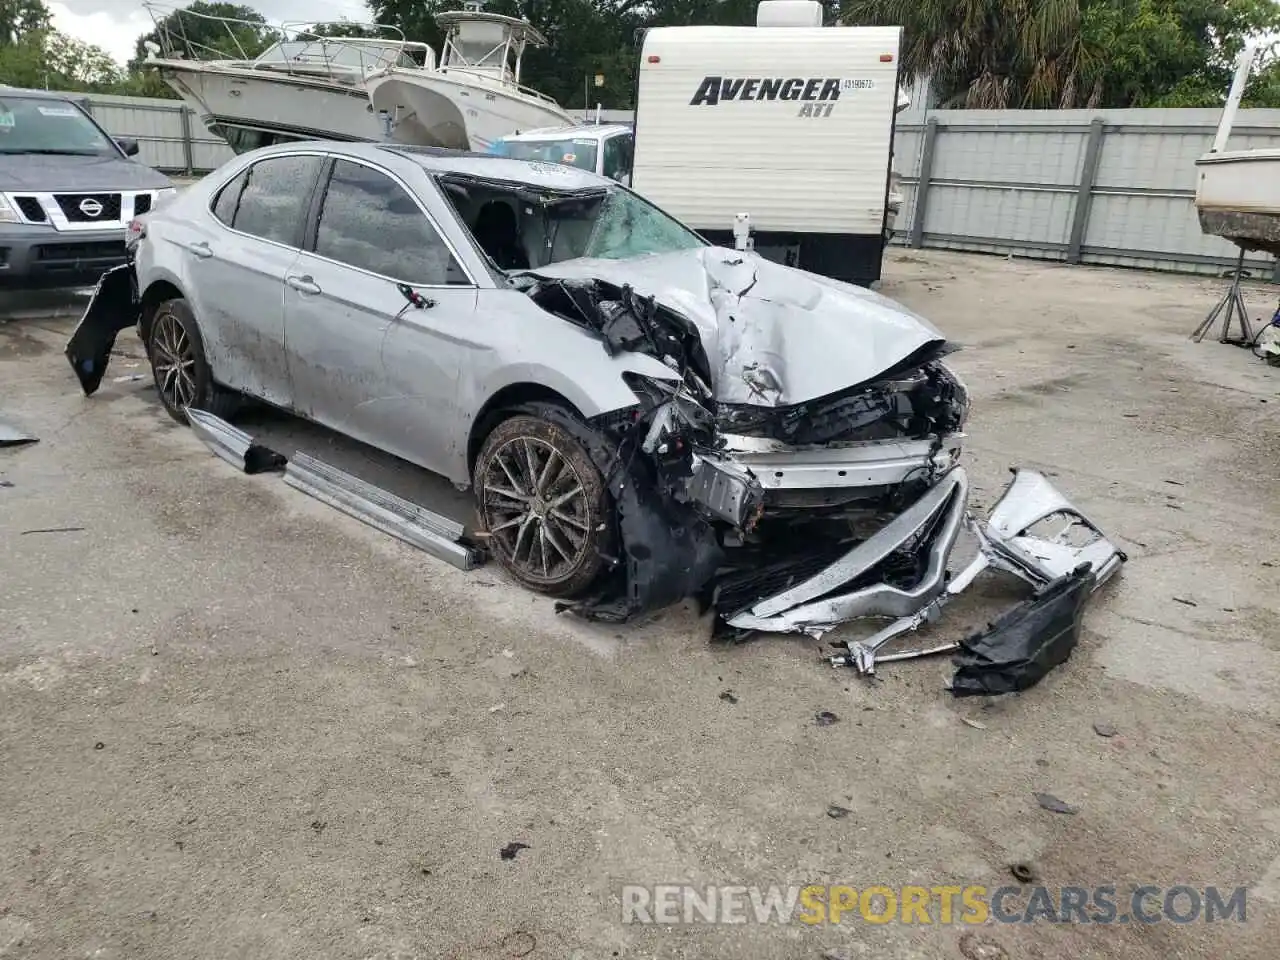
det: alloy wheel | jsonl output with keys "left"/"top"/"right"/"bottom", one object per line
{"left": 151, "top": 310, "right": 197, "bottom": 410}
{"left": 480, "top": 435, "right": 594, "bottom": 586}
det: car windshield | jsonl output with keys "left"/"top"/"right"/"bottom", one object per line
{"left": 494, "top": 137, "right": 599, "bottom": 173}
{"left": 446, "top": 176, "right": 706, "bottom": 271}
{"left": 0, "top": 96, "right": 117, "bottom": 156}
{"left": 556, "top": 187, "right": 705, "bottom": 262}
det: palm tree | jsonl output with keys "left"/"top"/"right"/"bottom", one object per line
{"left": 841, "top": 0, "right": 1103, "bottom": 108}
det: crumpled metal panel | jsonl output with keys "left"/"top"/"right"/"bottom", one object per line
{"left": 829, "top": 469, "right": 1127, "bottom": 675}
{"left": 725, "top": 468, "right": 968, "bottom": 633}
{"left": 525, "top": 246, "right": 948, "bottom": 407}
{"left": 980, "top": 468, "right": 1126, "bottom": 588}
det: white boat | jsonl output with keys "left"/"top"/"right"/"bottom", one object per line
{"left": 141, "top": 2, "right": 434, "bottom": 151}
{"left": 1195, "top": 41, "right": 1280, "bottom": 255}
{"left": 366, "top": 5, "right": 575, "bottom": 152}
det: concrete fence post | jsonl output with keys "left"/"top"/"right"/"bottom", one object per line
{"left": 179, "top": 106, "right": 195, "bottom": 177}
{"left": 909, "top": 117, "right": 939, "bottom": 249}
{"left": 1067, "top": 117, "right": 1106, "bottom": 264}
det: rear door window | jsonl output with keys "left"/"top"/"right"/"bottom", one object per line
{"left": 215, "top": 154, "right": 322, "bottom": 247}
{"left": 312, "top": 158, "right": 468, "bottom": 285}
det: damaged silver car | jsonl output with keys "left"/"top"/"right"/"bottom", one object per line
{"left": 70, "top": 142, "right": 1097, "bottom": 645}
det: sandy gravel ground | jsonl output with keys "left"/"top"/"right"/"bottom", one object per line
{"left": 2, "top": 249, "right": 1279, "bottom": 959}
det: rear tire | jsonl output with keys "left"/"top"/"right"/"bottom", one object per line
{"left": 146, "top": 297, "right": 239, "bottom": 425}
{"left": 473, "top": 409, "right": 611, "bottom": 598}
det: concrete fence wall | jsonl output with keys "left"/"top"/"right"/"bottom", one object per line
{"left": 81, "top": 92, "right": 1276, "bottom": 278}
{"left": 82, "top": 93, "right": 235, "bottom": 175}
{"left": 891, "top": 107, "right": 1280, "bottom": 278}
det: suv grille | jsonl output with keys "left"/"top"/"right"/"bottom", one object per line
{"left": 133, "top": 194, "right": 153, "bottom": 215}
{"left": 14, "top": 197, "right": 46, "bottom": 222}
{"left": 54, "top": 193, "right": 122, "bottom": 223}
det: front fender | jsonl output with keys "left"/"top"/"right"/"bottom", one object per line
{"left": 448, "top": 352, "right": 680, "bottom": 479}
{"left": 65, "top": 263, "right": 140, "bottom": 396}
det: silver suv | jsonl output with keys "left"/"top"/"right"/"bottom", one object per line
{"left": 0, "top": 87, "right": 174, "bottom": 287}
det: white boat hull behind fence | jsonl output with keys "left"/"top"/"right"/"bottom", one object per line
{"left": 366, "top": 69, "right": 574, "bottom": 152}
{"left": 158, "top": 64, "right": 386, "bottom": 145}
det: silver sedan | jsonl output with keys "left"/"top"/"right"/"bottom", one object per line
{"left": 67, "top": 141, "right": 969, "bottom": 623}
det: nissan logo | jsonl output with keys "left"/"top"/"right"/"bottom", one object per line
{"left": 78, "top": 198, "right": 103, "bottom": 218}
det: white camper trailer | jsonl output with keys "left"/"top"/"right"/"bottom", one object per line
{"left": 631, "top": 1, "right": 903, "bottom": 285}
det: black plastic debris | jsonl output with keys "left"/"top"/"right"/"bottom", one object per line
{"left": 1092, "top": 722, "right": 1118, "bottom": 738}
{"left": 499, "top": 842, "right": 530, "bottom": 861}
{"left": 826, "top": 804, "right": 851, "bottom": 819}
{"left": 814, "top": 710, "right": 840, "bottom": 726}
{"left": 949, "top": 564, "right": 1096, "bottom": 698}
{"left": 65, "top": 262, "right": 140, "bottom": 396}
{"left": 718, "top": 690, "right": 739, "bottom": 705}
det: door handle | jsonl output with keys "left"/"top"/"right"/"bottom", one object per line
{"left": 183, "top": 240, "right": 212, "bottom": 259}
{"left": 286, "top": 274, "right": 321, "bottom": 294}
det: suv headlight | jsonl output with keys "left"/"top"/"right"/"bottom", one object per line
{"left": 0, "top": 195, "right": 22, "bottom": 223}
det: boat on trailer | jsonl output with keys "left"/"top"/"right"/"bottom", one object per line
{"left": 140, "top": 2, "right": 433, "bottom": 152}
{"left": 365, "top": 2, "right": 575, "bottom": 152}
{"left": 1195, "top": 41, "right": 1280, "bottom": 256}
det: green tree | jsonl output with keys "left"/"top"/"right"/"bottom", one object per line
{"left": 368, "top": 0, "right": 686, "bottom": 108}
{"left": 842, "top": 0, "right": 1280, "bottom": 109}
{"left": 297, "top": 20, "right": 386, "bottom": 40}
{"left": 0, "top": 28, "right": 124, "bottom": 92}
{"left": 130, "top": 1, "right": 278, "bottom": 69}
{"left": 0, "top": 0, "right": 50, "bottom": 45}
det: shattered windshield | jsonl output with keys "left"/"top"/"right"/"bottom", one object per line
{"left": 444, "top": 174, "right": 706, "bottom": 270}
{"left": 578, "top": 188, "right": 706, "bottom": 261}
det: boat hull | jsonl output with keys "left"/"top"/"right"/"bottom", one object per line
{"left": 367, "top": 71, "right": 574, "bottom": 152}
{"left": 159, "top": 64, "right": 384, "bottom": 146}
{"left": 1195, "top": 149, "right": 1280, "bottom": 255}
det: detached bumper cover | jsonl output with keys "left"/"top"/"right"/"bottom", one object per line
{"left": 721, "top": 466, "right": 1126, "bottom": 681}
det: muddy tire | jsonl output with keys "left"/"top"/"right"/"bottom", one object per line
{"left": 473, "top": 410, "right": 611, "bottom": 598}
{"left": 146, "top": 297, "right": 238, "bottom": 425}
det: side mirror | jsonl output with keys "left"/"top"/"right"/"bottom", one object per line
{"left": 116, "top": 137, "right": 140, "bottom": 157}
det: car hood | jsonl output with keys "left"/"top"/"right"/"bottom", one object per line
{"left": 0, "top": 153, "right": 172, "bottom": 192}
{"left": 527, "top": 246, "right": 948, "bottom": 407}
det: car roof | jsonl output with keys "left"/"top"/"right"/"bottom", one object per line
{"left": 0, "top": 86, "right": 89, "bottom": 102}
{"left": 245, "top": 140, "right": 617, "bottom": 191}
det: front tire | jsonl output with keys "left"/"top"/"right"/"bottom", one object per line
{"left": 473, "top": 411, "right": 611, "bottom": 598}
{"left": 146, "top": 297, "right": 237, "bottom": 425}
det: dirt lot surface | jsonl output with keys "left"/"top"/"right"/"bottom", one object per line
{"left": 2, "top": 250, "right": 1279, "bottom": 959}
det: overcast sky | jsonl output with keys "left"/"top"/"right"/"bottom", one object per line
{"left": 49, "top": 0, "right": 372, "bottom": 65}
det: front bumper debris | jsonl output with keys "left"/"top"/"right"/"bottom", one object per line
{"left": 949, "top": 564, "right": 1096, "bottom": 697}
{"left": 720, "top": 467, "right": 1126, "bottom": 681}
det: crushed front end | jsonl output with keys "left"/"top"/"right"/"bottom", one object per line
{"left": 515, "top": 270, "right": 974, "bottom": 625}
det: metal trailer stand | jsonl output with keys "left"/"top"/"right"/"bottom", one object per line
{"left": 1190, "top": 247, "right": 1257, "bottom": 345}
